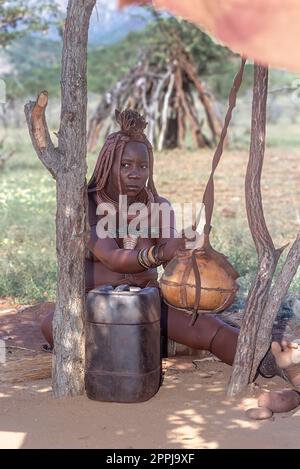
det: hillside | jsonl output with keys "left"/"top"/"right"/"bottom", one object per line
{"left": 2, "top": 17, "right": 299, "bottom": 105}
{"left": 3, "top": 32, "right": 143, "bottom": 100}
{"left": 3, "top": 19, "right": 233, "bottom": 101}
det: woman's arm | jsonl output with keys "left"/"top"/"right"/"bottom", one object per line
{"left": 154, "top": 196, "right": 185, "bottom": 262}
{"left": 87, "top": 192, "right": 147, "bottom": 273}
{"left": 88, "top": 225, "right": 147, "bottom": 273}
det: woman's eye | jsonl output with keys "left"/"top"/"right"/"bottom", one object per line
{"left": 141, "top": 165, "right": 148, "bottom": 169}
{"left": 121, "top": 163, "right": 130, "bottom": 169}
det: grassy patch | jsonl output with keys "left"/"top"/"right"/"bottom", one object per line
{"left": 0, "top": 130, "right": 56, "bottom": 303}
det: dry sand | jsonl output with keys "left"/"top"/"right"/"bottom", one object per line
{"left": 1, "top": 359, "right": 300, "bottom": 449}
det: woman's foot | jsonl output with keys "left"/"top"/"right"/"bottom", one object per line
{"left": 41, "top": 311, "right": 54, "bottom": 349}
{"left": 271, "top": 340, "right": 300, "bottom": 388}
{"left": 41, "top": 343, "right": 53, "bottom": 353}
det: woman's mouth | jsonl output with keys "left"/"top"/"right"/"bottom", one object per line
{"left": 126, "top": 185, "right": 140, "bottom": 191}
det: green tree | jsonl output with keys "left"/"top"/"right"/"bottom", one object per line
{"left": 0, "top": 0, "right": 61, "bottom": 47}
{"left": 147, "top": 14, "right": 231, "bottom": 71}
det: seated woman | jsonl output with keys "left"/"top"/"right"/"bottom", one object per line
{"left": 41, "top": 109, "right": 300, "bottom": 389}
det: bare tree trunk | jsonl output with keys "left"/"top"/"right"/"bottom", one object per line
{"left": 25, "top": 0, "right": 96, "bottom": 398}
{"left": 251, "top": 232, "right": 300, "bottom": 379}
{"left": 227, "top": 64, "right": 285, "bottom": 396}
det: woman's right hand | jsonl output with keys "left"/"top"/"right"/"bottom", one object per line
{"left": 157, "top": 237, "right": 185, "bottom": 262}
{"left": 157, "top": 228, "right": 204, "bottom": 262}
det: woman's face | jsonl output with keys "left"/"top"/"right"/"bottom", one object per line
{"left": 109, "top": 141, "right": 150, "bottom": 198}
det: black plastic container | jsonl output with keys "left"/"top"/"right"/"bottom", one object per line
{"left": 85, "top": 285, "right": 162, "bottom": 403}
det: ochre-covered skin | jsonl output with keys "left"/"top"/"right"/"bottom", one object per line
{"left": 258, "top": 390, "right": 300, "bottom": 413}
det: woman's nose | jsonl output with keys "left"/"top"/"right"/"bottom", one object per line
{"left": 128, "top": 168, "right": 140, "bottom": 179}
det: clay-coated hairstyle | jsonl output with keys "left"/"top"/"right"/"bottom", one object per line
{"left": 87, "top": 109, "right": 158, "bottom": 202}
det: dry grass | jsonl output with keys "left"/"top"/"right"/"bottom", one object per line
{"left": 154, "top": 146, "right": 300, "bottom": 246}
{"left": 153, "top": 146, "right": 300, "bottom": 296}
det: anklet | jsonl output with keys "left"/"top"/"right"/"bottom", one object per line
{"left": 209, "top": 324, "right": 224, "bottom": 353}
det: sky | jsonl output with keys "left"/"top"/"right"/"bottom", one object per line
{"left": 53, "top": 0, "right": 152, "bottom": 44}
{"left": 57, "top": 0, "right": 119, "bottom": 28}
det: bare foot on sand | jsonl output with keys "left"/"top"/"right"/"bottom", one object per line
{"left": 271, "top": 340, "right": 300, "bottom": 388}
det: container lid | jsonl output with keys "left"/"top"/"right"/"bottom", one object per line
{"left": 85, "top": 286, "right": 161, "bottom": 325}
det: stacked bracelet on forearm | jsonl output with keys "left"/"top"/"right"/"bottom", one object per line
{"left": 137, "top": 245, "right": 163, "bottom": 269}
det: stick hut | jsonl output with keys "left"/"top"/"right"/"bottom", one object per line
{"left": 87, "top": 49, "right": 223, "bottom": 152}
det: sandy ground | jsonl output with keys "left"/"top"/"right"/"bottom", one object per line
{"left": 1, "top": 298, "right": 300, "bottom": 449}
{"left": 1, "top": 359, "right": 300, "bottom": 450}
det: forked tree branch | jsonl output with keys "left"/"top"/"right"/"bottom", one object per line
{"left": 24, "top": 91, "right": 60, "bottom": 179}
{"left": 228, "top": 64, "right": 285, "bottom": 396}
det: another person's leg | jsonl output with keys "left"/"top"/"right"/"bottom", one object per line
{"left": 271, "top": 341, "right": 300, "bottom": 388}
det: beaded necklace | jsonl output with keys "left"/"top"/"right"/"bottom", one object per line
{"left": 96, "top": 187, "right": 157, "bottom": 249}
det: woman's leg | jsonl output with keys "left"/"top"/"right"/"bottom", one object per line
{"left": 41, "top": 310, "right": 54, "bottom": 348}
{"left": 167, "top": 305, "right": 238, "bottom": 365}
{"left": 42, "top": 297, "right": 300, "bottom": 389}
{"left": 167, "top": 304, "right": 300, "bottom": 388}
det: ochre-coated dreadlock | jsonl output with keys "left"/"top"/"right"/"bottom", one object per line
{"left": 87, "top": 109, "right": 158, "bottom": 203}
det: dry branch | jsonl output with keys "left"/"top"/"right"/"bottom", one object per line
{"left": 1, "top": 353, "right": 52, "bottom": 384}
{"left": 158, "top": 73, "right": 175, "bottom": 151}
{"left": 180, "top": 54, "right": 223, "bottom": 143}
{"left": 24, "top": 91, "right": 59, "bottom": 179}
{"left": 174, "top": 67, "right": 207, "bottom": 148}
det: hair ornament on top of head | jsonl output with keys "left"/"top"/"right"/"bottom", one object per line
{"left": 115, "top": 109, "right": 148, "bottom": 138}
